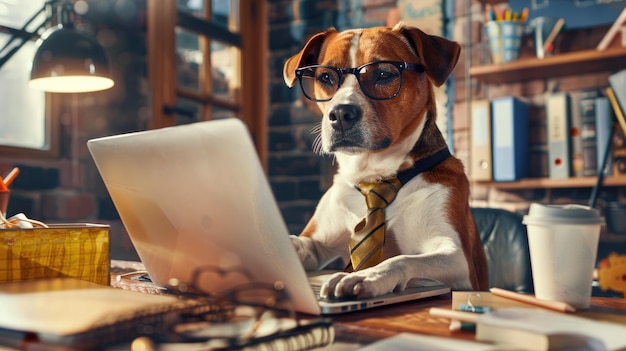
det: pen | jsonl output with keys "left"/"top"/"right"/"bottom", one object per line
{"left": 490, "top": 288, "right": 576, "bottom": 312}
{"left": 3, "top": 167, "right": 19, "bottom": 187}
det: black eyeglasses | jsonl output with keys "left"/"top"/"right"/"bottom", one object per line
{"left": 295, "top": 61, "right": 425, "bottom": 102}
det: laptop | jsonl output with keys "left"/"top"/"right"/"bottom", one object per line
{"left": 87, "top": 119, "right": 450, "bottom": 315}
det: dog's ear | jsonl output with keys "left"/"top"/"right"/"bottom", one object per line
{"left": 283, "top": 28, "right": 337, "bottom": 87}
{"left": 395, "top": 24, "right": 460, "bottom": 87}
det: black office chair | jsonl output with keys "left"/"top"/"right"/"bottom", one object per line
{"left": 471, "top": 207, "right": 534, "bottom": 294}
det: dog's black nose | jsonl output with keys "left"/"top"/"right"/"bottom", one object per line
{"left": 329, "top": 104, "right": 361, "bottom": 132}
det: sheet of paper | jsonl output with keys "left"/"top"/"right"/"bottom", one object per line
{"left": 358, "top": 332, "right": 513, "bottom": 351}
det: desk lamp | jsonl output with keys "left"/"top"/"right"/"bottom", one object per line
{"left": 0, "top": 0, "right": 114, "bottom": 93}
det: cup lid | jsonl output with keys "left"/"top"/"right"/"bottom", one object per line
{"left": 522, "top": 203, "right": 605, "bottom": 226}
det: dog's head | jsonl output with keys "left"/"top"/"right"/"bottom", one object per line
{"left": 283, "top": 23, "right": 460, "bottom": 156}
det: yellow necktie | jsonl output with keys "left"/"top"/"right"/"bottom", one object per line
{"left": 347, "top": 177, "right": 402, "bottom": 272}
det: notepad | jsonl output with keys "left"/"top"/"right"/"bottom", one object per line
{"left": 0, "top": 278, "right": 204, "bottom": 348}
{"left": 475, "top": 308, "right": 626, "bottom": 351}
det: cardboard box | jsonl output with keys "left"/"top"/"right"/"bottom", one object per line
{"left": 0, "top": 224, "right": 110, "bottom": 285}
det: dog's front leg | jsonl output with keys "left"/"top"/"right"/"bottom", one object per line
{"left": 291, "top": 184, "right": 359, "bottom": 270}
{"left": 290, "top": 235, "right": 322, "bottom": 270}
{"left": 321, "top": 249, "right": 472, "bottom": 299}
{"left": 291, "top": 227, "right": 349, "bottom": 271}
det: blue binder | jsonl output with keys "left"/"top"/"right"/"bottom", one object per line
{"left": 491, "top": 97, "right": 529, "bottom": 182}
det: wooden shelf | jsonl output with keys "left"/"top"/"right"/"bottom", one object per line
{"left": 473, "top": 175, "right": 626, "bottom": 190}
{"left": 469, "top": 47, "right": 626, "bottom": 84}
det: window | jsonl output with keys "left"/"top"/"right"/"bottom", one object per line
{"left": 0, "top": 0, "right": 58, "bottom": 158}
{"left": 147, "top": 0, "right": 267, "bottom": 166}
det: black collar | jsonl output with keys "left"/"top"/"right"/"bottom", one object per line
{"left": 396, "top": 147, "right": 451, "bottom": 185}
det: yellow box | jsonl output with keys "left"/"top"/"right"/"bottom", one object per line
{"left": 0, "top": 224, "right": 110, "bottom": 285}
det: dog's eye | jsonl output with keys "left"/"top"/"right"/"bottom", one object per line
{"left": 317, "top": 72, "right": 335, "bottom": 87}
{"left": 373, "top": 69, "right": 399, "bottom": 85}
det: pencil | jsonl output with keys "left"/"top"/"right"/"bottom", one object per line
{"left": 490, "top": 288, "right": 576, "bottom": 312}
{"left": 3, "top": 167, "right": 19, "bottom": 187}
{"left": 543, "top": 18, "right": 565, "bottom": 53}
{"left": 519, "top": 8, "right": 529, "bottom": 22}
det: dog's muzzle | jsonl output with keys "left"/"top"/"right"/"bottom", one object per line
{"left": 329, "top": 104, "right": 361, "bottom": 133}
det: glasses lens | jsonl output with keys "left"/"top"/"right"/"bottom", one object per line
{"left": 358, "top": 62, "right": 402, "bottom": 99}
{"left": 299, "top": 66, "right": 338, "bottom": 101}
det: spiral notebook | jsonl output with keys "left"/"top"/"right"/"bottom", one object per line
{"left": 87, "top": 119, "right": 450, "bottom": 316}
{"left": 0, "top": 278, "right": 334, "bottom": 350}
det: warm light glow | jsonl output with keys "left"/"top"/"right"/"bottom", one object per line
{"left": 28, "top": 75, "right": 114, "bottom": 93}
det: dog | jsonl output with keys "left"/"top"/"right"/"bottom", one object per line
{"left": 282, "top": 23, "right": 488, "bottom": 300}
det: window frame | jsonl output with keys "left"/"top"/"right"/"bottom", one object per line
{"left": 147, "top": 0, "right": 268, "bottom": 167}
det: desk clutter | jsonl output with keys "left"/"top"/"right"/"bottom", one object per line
{"left": 1, "top": 167, "right": 111, "bottom": 286}
{"left": 427, "top": 290, "right": 626, "bottom": 351}
{"left": 0, "top": 274, "right": 334, "bottom": 350}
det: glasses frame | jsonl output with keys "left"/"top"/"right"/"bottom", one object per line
{"left": 152, "top": 265, "right": 303, "bottom": 348}
{"left": 295, "top": 60, "right": 425, "bottom": 102}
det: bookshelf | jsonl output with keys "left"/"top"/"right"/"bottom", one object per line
{"left": 473, "top": 175, "right": 626, "bottom": 190}
{"left": 470, "top": 47, "right": 626, "bottom": 84}
{"left": 470, "top": 47, "right": 626, "bottom": 189}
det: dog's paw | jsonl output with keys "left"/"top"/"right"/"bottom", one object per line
{"left": 320, "top": 269, "right": 404, "bottom": 299}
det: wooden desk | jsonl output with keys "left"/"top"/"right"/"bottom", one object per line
{"left": 328, "top": 294, "right": 626, "bottom": 347}
{"left": 110, "top": 261, "right": 626, "bottom": 349}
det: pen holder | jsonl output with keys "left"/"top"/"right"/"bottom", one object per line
{"left": 485, "top": 21, "right": 524, "bottom": 64}
{"left": 0, "top": 224, "right": 111, "bottom": 285}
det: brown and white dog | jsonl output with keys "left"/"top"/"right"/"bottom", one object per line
{"left": 283, "top": 23, "right": 488, "bottom": 299}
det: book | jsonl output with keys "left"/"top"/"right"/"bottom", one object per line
{"left": 606, "top": 85, "right": 626, "bottom": 176}
{"left": 569, "top": 89, "right": 601, "bottom": 177}
{"left": 491, "top": 97, "right": 529, "bottom": 182}
{"left": 595, "top": 96, "right": 614, "bottom": 176}
{"left": 609, "top": 69, "right": 626, "bottom": 136}
{"left": 470, "top": 99, "right": 493, "bottom": 181}
{"left": 0, "top": 278, "right": 334, "bottom": 350}
{"left": 475, "top": 307, "right": 626, "bottom": 351}
{"left": 546, "top": 92, "right": 571, "bottom": 179}
{"left": 358, "top": 332, "right": 501, "bottom": 351}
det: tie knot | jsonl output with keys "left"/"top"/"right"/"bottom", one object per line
{"left": 357, "top": 177, "right": 402, "bottom": 209}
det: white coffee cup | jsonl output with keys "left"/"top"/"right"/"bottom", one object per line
{"left": 522, "top": 203, "right": 605, "bottom": 309}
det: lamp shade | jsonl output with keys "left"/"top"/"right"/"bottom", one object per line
{"left": 29, "top": 25, "right": 114, "bottom": 93}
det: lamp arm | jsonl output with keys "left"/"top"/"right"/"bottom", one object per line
{"left": 0, "top": 0, "right": 59, "bottom": 70}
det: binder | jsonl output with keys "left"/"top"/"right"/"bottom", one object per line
{"left": 470, "top": 99, "right": 493, "bottom": 181}
{"left": 491, "top": 97, "right": 529, "bottom": 182}
{"left": 569, "top": 89, "right": 601, "bottom": 177}
{"left": 546, "top": 92, "right": 571, "bottom": 179}
{"left": 606, "top": 86, "right": 626, "bottom": 176}
{"left": 609, "top": 69, "right": 626, "bottom": 136}
{"left": 595, "top": 96, "right": 614, "bottom": 176}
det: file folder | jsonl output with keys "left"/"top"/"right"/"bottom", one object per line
{"left": 470, "top": 100, "right": 493, "bottom": 181}
{"left": 595, "top": 96, "right": 613, "bottom": 176}
{"left": 546, "top": 92, "right": 571, "bottom": 179}
{"left": 491, "top": 97, "right": 529, "bottom": 182}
